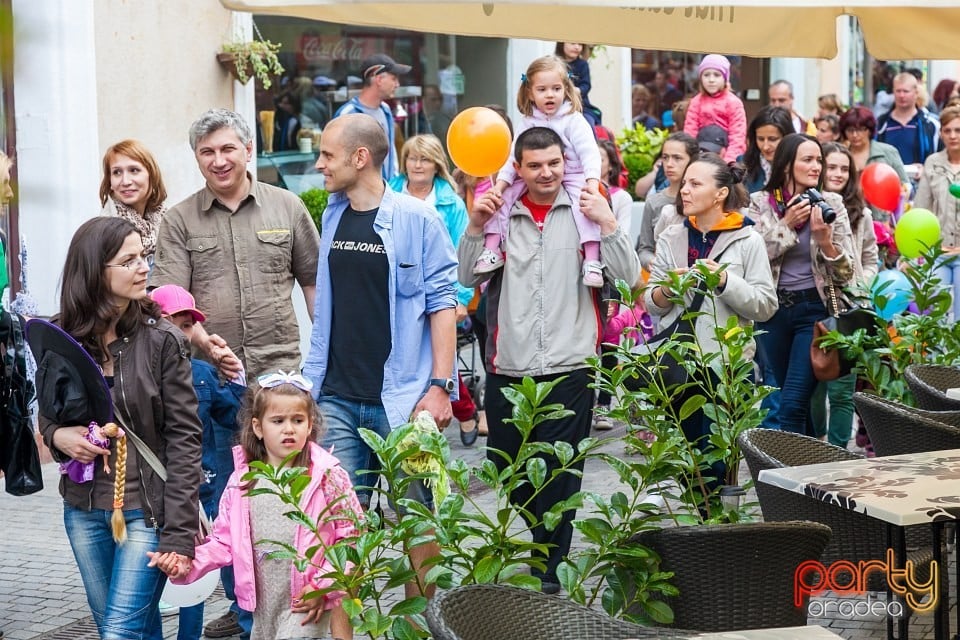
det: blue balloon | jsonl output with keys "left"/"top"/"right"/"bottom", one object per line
{"left": 870, "top": 270, "right": 912, "bottom": 321}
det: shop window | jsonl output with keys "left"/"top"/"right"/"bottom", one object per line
{"left": 252, "top": 16, "right": 465, "bottom": 194}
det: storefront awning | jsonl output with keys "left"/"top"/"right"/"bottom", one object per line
{"left": 219, "top": 0, "right": 960, "bottom": 60}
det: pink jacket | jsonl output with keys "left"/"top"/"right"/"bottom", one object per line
{"left": 603, "top": 302, "right": 654, "bottom": 344}
{"left": 683, "top": 90, "right": 747, "bottom": 164}
{"left": 173, "top": 443, "right": 362, "bottom": 612}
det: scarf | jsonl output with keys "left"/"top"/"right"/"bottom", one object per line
{"left": 109, "top": 199, "right": 165, "bottom": 255}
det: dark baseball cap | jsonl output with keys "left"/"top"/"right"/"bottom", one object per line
{"left": 361, "top": 54, "right": 411, "bottom": 79}
{"left": 697, "top": 124, "right": 729, "bottom": 154}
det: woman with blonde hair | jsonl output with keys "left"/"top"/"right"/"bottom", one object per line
{"left": 388, "top": 134, "right": 482, "bottom": 445}
{"left": 99, "top": 140, "right": 167, "bottom": 263}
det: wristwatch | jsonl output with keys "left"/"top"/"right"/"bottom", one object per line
{"left": 429, "top": 377, "right": 456, "bottom": 393}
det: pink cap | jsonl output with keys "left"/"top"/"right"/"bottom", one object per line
{"left": 150, "top": 285, "right": 206, "bottom": 323}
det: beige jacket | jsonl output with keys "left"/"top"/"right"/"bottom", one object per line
{"left": 748, "top": 190, "right": 856, "bottom": 301}
{"left": 643, "top": 221, "right": 778, "bottom": 360}
{"left": 459, "top": 189, "right": 640, "bottom": 377}
{"left": 914, "top": 150, "right": 960, "bottom": 247}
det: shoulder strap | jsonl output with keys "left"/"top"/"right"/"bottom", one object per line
{"left": 111, "top": 409, "right": 167, "bottom": 482}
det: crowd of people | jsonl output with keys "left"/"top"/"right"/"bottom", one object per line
{"left": 10, "top": 44, "right": 960, "bottom": 640}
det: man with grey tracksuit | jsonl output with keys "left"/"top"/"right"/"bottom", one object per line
{"left": 458, "top": 127, "right": 641, "bottom": 592}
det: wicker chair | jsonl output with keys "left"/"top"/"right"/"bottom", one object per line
{"left": 853, "top": 392, "right": 960, "bottom": 456}
{"left": 738, "top": 428, "right": 938, "bottom": 595}
{"left": 905, "top": 363, "right": 960, "bottom": 411}
{"left": 630, "top": 521, "right": 832, "bottom": 632}
{"left": 425, "top": 583, "right": 694, "bottom": 640}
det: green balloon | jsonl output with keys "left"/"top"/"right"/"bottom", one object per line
{"left": 895, "top": 208, "right": 941, "bottom": 259}
{"left": 950, "top": 182, "right": 960, "bottom": 198}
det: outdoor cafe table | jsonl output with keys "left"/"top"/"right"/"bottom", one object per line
{"left": 758, "top": 449, "right": 960, "bottom": 640}
{"left": 693, "top": 627, "right": 843, "bottom": 638}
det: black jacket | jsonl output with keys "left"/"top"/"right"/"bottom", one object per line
{"left": 40, "top": 317, "right": 202, "bottom": 557}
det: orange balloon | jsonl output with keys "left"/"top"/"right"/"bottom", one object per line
{"left": 446, "top": 107, "right": 512, "bottom": 178}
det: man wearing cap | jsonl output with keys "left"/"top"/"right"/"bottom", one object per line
{"left": 697, "top": 124, "right": 729, "bottom": 157}
{"left": 332, "top": 53, "right": 411, "bottom": 180}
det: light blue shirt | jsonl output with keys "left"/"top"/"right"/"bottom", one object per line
{"left": 304, "top": 187, "right": 459, "bottom": 428}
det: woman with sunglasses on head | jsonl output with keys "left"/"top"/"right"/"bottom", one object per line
{"left": 749, "top": 133, "right": 857, "bottom": 436}
{"left": 38, "top": 216, "right": 202, "bottom": 638}
{"left": 99, "top": 140, "right": 168, "bottom": 268}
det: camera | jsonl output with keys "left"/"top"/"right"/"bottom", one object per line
{"left": 793, "top": 188, "right": 837, "bottom": 224}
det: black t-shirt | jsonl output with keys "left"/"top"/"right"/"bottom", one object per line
{"left": 322, "top": 206, "right": 392, "bottom": 403}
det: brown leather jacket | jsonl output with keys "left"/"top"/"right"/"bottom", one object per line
{"left": 40, "top": 317, "right": 202, "bottom": 557}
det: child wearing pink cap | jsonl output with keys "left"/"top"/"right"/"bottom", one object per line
{"left": 149, "top": 284, "right": 248, "bottom": 639}
{"left": 683, "top": 54, "right": 747, "bottom": 164}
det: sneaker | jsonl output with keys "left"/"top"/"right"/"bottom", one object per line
{"left": 204, "top": 610, "right": 244, "bottom": 638}
{"left": 581, "top": 260, "right": 604, "bottom": 288}
{"left": 473, "top": 248, "right": 504, "bottom": 274}
{"left": 158, "top": 599, "right": 179, "bottom": 617}
{"left": 594, "top": 415, "right": 614, "bottom": 431}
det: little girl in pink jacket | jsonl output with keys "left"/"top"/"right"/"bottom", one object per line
{"left": 149, "top": 373, "right": 362, "bottom": 640}
{"left": 683, "top": 54, "right": 747, "bottom": 164}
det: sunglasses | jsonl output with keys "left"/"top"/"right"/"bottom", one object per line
{"left": 257, "top": 371, "right": 313, "bottom": 392}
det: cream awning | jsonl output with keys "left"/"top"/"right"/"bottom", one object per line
{"left": 219, "top": 1, "right": 960, "bottom": 60}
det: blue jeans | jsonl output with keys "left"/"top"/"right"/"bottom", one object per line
{"left": 317, "top": 393, "right": 431, "bottom": 509}
{"left": 757, "top": 295, "right": 826, "bottom": 436}
{"left": 64, "top": 505, "right": 166, "bottom": 640}
{"left": 936, "top": 257, "right": 960, "bottom": 320}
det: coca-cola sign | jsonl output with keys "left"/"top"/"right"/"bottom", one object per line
{"left": 300, "top": 35, "right": 370, "bottom": 64}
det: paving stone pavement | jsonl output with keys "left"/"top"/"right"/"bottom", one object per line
{"left": 1, "top": 420, "right": 955, "bottom": 639}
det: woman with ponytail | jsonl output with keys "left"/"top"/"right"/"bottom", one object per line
{"left": 644, "top": 154, "right": 777, "bottom": 486}
{"left": 39, "top": 216, "right": 201, "bottom": 639}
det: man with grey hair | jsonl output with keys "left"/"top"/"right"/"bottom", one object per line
{"left": 306, "top": 113, "right": 458, "bottom": 600}
{"left": 768, "top": 79, "right": 810, "bottom": 134}
{"left": 152, "top": 107, "right": 320, "bottom": 636}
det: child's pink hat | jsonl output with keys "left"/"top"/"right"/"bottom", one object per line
{"left": 150, "top": 284, "right": 206, "bottom": 323}
{"left": 697, "top": 54, "right": 730, "bottom": 83}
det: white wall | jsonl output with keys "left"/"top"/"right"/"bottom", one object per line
{"left": 11, "top": 0, "right": 237, "bottom": 316}
{"left": 13, "top": 0, "right": 100, "bottom": 314}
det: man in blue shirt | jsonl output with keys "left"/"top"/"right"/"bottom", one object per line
{"left": 305, "top": 113, "right": 458, "bottom": 599}
{"left": 332, "top": 54, "right": 410, "bottom": 180}
{"left": 876, "top": 72, "right": 940, "bottom": 181}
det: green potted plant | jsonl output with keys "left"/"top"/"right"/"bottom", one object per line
{"left": 218, "top": 38, "right": 284, "bottom": 90}
{"left": 299, "top": 188, "right": 328, "bottom": 234}
{"left": 616, "top": 124, "right": 668, "bottom": 200}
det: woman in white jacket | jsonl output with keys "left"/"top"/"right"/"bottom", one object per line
{"left": 644, "top": 154, "right": 778, "bottom": 482}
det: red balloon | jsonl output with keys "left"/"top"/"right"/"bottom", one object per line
{"left": 860, "top": 163, "right": 902, "bottom": 212}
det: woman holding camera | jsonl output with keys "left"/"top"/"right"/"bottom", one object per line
{"left": 748, "top": 133, "right": 857, "bottom": 436}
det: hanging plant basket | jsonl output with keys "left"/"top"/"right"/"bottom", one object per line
{"left": 216, "top": 52, "right": 250, "bottom": 85}
{"left": 217, "top": 37, "right": 284, "bottom": 90}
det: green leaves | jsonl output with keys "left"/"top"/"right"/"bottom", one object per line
{"left": 616, "top": 124, "right": 669, "bottom": 196}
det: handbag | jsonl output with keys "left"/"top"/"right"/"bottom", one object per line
{"left": 2, "top": 313, "right": 43, "bottom": 496}
{"left": 810, "top": 279, "right": 874, "bottom": 382}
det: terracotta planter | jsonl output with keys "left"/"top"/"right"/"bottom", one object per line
{"left": 216, "top": 52, "right": 251, "bottom": 85}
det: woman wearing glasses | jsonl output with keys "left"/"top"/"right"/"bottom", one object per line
{"left": 99, "top": 139, "right": 168, "bottom": 266}
{"left": 38, "top": 216, "right": 202, "bottom": 638}
{"left": 838, "top": 107, "right": 908, "bottom": 197}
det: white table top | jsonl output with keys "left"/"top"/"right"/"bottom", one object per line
{"left": 758, "top": 448, "right": 960, "bottom": 526}
{"left": 694, "top": 627, "right": 844, "bottom": 639}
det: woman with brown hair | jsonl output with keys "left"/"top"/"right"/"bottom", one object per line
{"left": 39, "top": 216, "right": 201, "bottom": 639}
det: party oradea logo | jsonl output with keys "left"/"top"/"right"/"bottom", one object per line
{"left": 794, "top": 549, "right": 939, "bottom": 618}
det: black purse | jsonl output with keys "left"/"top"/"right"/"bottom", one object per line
{"left": 633, "top": 289, "right": 708, "bottom": 390}
{"left": 811, "top": 279, "right": 874, "bottom": 382}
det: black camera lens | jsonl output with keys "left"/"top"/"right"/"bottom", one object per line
{"left": 804, "top": 188, "right": 836, "bottom": 224}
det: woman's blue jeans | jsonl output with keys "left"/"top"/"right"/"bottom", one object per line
{"left": 64, "top": 504, "right": 166, "bottom": 640}
{"left": 935, "top": 256, "right": 960, "bottom": 320}
{"left": 757, "top": 295, "right": 826, "bottom": 436}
